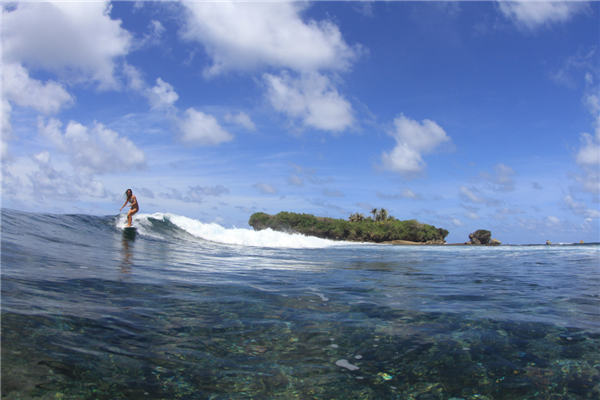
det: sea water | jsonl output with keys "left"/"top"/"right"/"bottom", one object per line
{"left": 1, "top": 209, "right": 599, "bottom": 399}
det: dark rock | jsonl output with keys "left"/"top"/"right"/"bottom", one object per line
{"left": 468, "top": 230, "right": 492, "bottom": 245}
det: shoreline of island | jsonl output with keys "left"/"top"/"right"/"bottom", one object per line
{"left": 248, "top": 210, "right": 503, "bottom": 246}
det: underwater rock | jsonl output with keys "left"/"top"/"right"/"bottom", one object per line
{"left": 335, "top": 359, "right": 359, "bottom": 371}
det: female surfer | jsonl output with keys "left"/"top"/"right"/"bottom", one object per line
{"left": 120, "top": 189, "right": 139, "bottom": 227}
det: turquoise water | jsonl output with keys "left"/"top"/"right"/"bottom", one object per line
{"left": 2, "top": 209, "right": 599, "bottom": 399}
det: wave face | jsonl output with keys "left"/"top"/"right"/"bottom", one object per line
{"left": 117, "top": 212, "right": 352, "bottom": 249}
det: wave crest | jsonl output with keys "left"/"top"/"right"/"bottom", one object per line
{"left": 119, "top": 213, "right": 350, "bottom": 249}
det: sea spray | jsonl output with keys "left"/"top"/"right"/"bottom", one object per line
{"left": 122, "top": 212, "right": 356, "bottom": 249}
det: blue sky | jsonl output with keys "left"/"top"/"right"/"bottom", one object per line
{"left": 2, "top": 1, "right": 599, "bottom": 244}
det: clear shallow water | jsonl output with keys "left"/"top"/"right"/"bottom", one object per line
{"left": 2, "top": 209, "right": 599, "bottom": 399}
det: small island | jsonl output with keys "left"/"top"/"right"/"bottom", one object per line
{"left": 249, "top": 209, "right": 449, "bottom": 244}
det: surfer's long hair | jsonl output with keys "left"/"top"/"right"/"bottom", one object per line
{"left": 124, "top": 189, "right": 132, "bottom": 201}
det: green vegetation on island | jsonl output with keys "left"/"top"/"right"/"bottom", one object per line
{"left": 248, "top": 209, "right": 449, "bottom": 243}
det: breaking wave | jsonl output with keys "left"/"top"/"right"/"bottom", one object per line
{"left": 117, "top": 212, "right": 353, "bottom": 249}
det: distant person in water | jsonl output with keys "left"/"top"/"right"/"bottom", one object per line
{"left": 120, "top": 189, "right": 139, "bottom": 227}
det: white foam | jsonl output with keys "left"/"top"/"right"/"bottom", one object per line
{"left": 124, "top": 213, "right": 354, "bottom": 249}
{"left": 115, "top": 213, "right": 162, "bottom": 239}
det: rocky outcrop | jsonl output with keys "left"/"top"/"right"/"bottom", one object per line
{"left": 469, "top": 230, "right": 491, "bottom": 244}
{"left": 468, "top": 230, "right": 501, "bottom": 246}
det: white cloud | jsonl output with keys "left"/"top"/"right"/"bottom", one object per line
{"left": 136, "top": 19, "right": 165, "bottom": 49}
{"left": 264, "top": 72, "right": 354, "bottom": 132}
{"left": 3, "top": 151, "right": 108, "bottom": 202}
{"left": 460, "top": 186, "right": 485, "bottom": 204}
{"left": 376, "top": 189, "right": 421, "bottom": 200}
{"left": 574, "top": 64, "right": 600, "bottom": 195}
{"left": 2, "top": 1, "right": 131, "bottom": 88}
{"left": 160, "top": 184, "right": 229, "bottom": 203}
{"left": 148, "top": 78, "right": 179, "bottom": 110}
{"left": 254, "top": 183, "right": 277, "bottom": 195}
{"left": 494, "top": 163, "right": 516, "bottom": 190}
{"left": 123, "top": 63, "right": 146, "bottom": 91}
{"left": 180, "top": 1, "right": 359, "bottom": 134}
{"left": 481, "top": 163, "right": 516, "bottom": 192}
{"left": 38, "top": 118, "right": 145, "bottom": 174}
{"left": 382, "top": 114, "right": 450, "bottom": 175}
{"left": 1, "top": 100, "right": 12, "bottom": 157}
{"left": 576, "top": 132, "right": 600, "bottom": 167}
{"left": 179, "top": 108, "right": 233, "bottom": 145}
{"left": 497, "top": 0, "right": 587, "bottom": 30}
{"left": 2, "top": 63, "right": 73, "bottom": 115}
{"left": 466, "top": 211, "right": 480, "bottom": 220}
{"left": 323, "top": 188, "right": 344, "bottom": 198}
{"left": 225, "top": 112, "right": 256, "bottom": 131}
{"left": 2, "top": 63, "right": 73, "bottom": 153}
{"left": 401, "top": 189, "right": 419, "bottom": 199}
{"left": 288, "top": 174, "right": 304, "bottom": 186}
{"left": 546, "top": 215, "right": 560, "bottom": 226}
{"left": 565, "top": 194, "right": 600, "bottom": 219}
{"left": 30, "top": 151, "right": 107, "bottom": 200}
{"left": 122, "top": 65, "right": 180, "bottom": 111}
{"left": 180, "top": 1, "right": 358, "bottom": 76}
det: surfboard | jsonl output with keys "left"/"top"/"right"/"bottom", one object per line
{"left": 123, "top": 226, "right": 137, "bottom": 240}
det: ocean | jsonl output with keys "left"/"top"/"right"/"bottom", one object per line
{"left": 1, "top": 209, "right": 599, "bottom": 399}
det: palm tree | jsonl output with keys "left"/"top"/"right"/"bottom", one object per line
{"left": 349, "top": 213, "right": 364, "bottom": 222}
{"left": 370, "top": 208, "right": 378, "bottom": 220}
{"left": 377, "top": 208, "right": 388, "bottom": 222}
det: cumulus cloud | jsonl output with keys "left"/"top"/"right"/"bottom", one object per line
{"left": 123, "top": 63, "right": 146, "bottom": 91}
{"left": 497, "top": 0, "right": 588, "bottom": 30}
{"left": 2, "top": 63, "right": 73, "bottom": 153}
{"left": 564, "top": 194, "right": 600, "bottom": 220}
{"left": 29, "top": 151, "right": 108, "bottom": 200}
{"left": 180, "top": 1, "right": 358, "bottom": 76}
{"left": 3, "top": 151, "right": 108, "bottom": 202}
{"left": 254, "top": 183, "right": 277, "bottom": 195}
{"left": 323, "top": 188, "right": 344, "bottom": 198}
{"left": 1, "top": 100, "right": 13, "bottom": 158}
{"left": 460, "top": 186, "right": 485, "bottom": 204}
{"left": 288, "top": 174, "right": 304, "bottom": 187}
{"left": 148, "top": 78, "right": 179, "bottom": 110}
{"left": 225, "top": 112, "right": 256, "bottom": 131}
{"left": 480, "top": 163, "right": 516, "bottom": 192}
{"left": 179, "top": 108, "right": 233, "bottom": 145}
{"left": 574, "top": 62, "right": 600, "bottom": 195}
{"left": 2, "top": 1, "right": 131, "bottom": 88}
{"left": 38, "top": 118, "right": 145, "bottom": 174}
{"left": 180, "top": 1, "right": 359, "bottom": 134}
{"left": 466, "top": 211, "right": 480, "bottom": 220}
{"left": 381, "top": 114, "right": 450, "bottom": 176}
{"left": 377, "top": 189, "right": 421, "bottom": 200}
{"left": 122, "top": 64, "right": 180, "bottom": 111}
{"left": 161, "top": 184, "right": 229, "bottom": 203}
{"left": 191, "top": 184, "right": 230, "bottom": 197}
{"left": 136, "top": 19, "right": 166, "bottom": 49}
{"left": 2, "top": 63, "right": 73, "bottom": 115}
{"left": 264, "top": 72, "right": 354, "bottom": 132}
{"left": 576, "top": 132, "right": 600, "bottom": 167}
